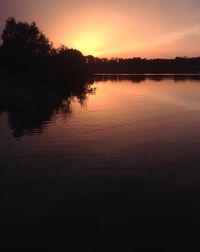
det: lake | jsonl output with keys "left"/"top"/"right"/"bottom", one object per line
{"left": 1, "top": 75, "right": 200, "bottom": 250}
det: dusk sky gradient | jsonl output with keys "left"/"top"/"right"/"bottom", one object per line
{"left": 0, "top": 0, "right": 200, "bottom": 58}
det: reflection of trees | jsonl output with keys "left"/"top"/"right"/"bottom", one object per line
{"left": 88, "top": 74, "right": 146, "bottom": 83}
{"left": 2, "top": 74, "right": 200, "bottom": 139}
{"left": 7, "top": 106, "right": 61, "bottom": 138}
{"left": 92, "top": 74, "right": 200, "bottom": 84}
{"left": 2, "top": 78, "right": 95, "bottom": 139}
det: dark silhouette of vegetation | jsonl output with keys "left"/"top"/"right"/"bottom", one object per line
{"left": 1, "top": 17, "right": 200, "bottom": 79}
{"left": 92, "top": 74, "right": 200, "bottom": 83}
{"left": 1, "top": 17, "right": 52, "bottom": 71}
{"left": 0, "top": 18, "right": 95, "bottom": 137}
{"left": 1, "top": 74, "right": 200, "bottom": 139}
{"left": 85, "top": 56, "right": 200, "bottom": 74}
{"left": 50, "top": 45, "right": 85, "bottom": 77}
{"left": 0, "top": 77, "right": 95, "bottom": 138}
{"left": 0, "top": 17, "right": 86, "bottom": 79}
{"left": 1, "top": 17, "right": 200, "bottom": 76}
{"left": 1, "top": 15, "right": 200, "bottom": 111}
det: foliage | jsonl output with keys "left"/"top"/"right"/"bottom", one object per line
{"left": 1, "top": 17, "right": 200, "bottom": 75}
{"left": 1, "top": 17, "right": 52, "bottom": 71}
{"left": 85, "top": 56, "right": 200, "bottom": 73}
{"left": 50, "top": 45, "right": 85, "bottom": 76}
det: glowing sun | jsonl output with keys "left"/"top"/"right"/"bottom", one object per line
{"left": 72, "top": 34, "right": 103, "bottom": 56}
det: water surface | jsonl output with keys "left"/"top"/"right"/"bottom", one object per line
{"left": 1, "top": 75, "right": 200, "bottom": 250}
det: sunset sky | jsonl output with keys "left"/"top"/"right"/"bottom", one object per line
{"left": 0, "top": 0, "right": 200, "bottom": 58}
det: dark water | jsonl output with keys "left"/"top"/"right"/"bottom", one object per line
{"left": 1, "top": 75, "right": 200, "bottom": 250}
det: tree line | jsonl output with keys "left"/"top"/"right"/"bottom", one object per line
{"left": 0, "top": 17, "right": 85, "bottom": 78}
{"left": 85, "top": 56, "right": 200, "bottom": 73}
{"left": 1, "top": 17, "right": 200, "bottom": 76}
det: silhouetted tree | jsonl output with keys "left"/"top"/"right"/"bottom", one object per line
{"left": 86, "top": 56, "right": 200, "bottom": 74}
{"left": 1, "top": 17, "right": 52, "bottom": 71}
{"left": 2, "top": 17, "right": 200, "bottom": 77}
{"left": 50, "top": 45, "right": 85, "bottom": 78}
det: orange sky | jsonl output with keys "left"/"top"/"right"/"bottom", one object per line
{"left": 1, "top": 0, "right": 200, "bottom": 58}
